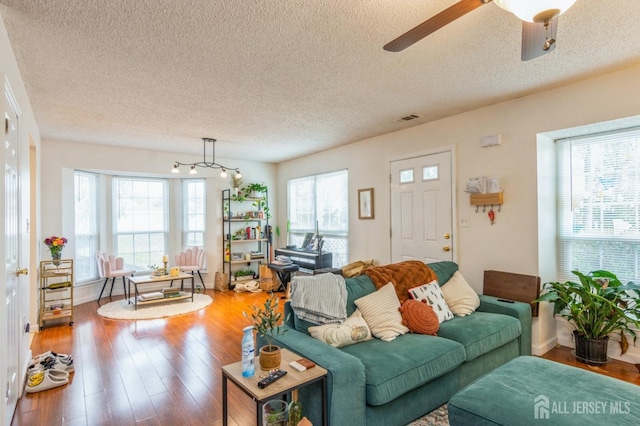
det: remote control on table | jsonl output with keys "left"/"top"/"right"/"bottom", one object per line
{"left": 258, "top": 369, "right": 287, "bottom": 389}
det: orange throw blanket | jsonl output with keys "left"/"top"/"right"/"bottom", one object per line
{"left": 363, "top": 260, "right": 437, "bottom": 303}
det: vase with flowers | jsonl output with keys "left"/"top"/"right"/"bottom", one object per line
{"left": 44, "top": 235, "right": 67, "bottom": 266}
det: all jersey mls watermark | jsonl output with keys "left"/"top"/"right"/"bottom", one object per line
{"left": 534, "top": 395, "right": 631, "bottom": 420}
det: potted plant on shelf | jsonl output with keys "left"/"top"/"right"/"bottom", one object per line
{"left": 535, "top": 269, "right": 640, "bottom": 364}
{"left": 244, "top": 293, "right": 289, "bottom": 370}
{"left": 242, "top": 183, "right": 271, "bottom": 219}
{"left": 230, "top": 172, "right": 244, "bottom": 198}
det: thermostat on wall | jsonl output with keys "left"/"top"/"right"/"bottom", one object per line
{"left": 481, "top": 134, "right": 502, "bottom": 148}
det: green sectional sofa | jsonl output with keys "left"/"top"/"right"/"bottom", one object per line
{"left": 269, "top": 261, "right": 532, "bottom": 425}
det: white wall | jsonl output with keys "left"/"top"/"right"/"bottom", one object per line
{"left": 1, "top": 15, "right": 42, "bottom": 423}
{"left": 277, "top": 65, "right": 640, "bottom": 359}
{"left": 40, "top": 139, "right": 277, "bottom": 304}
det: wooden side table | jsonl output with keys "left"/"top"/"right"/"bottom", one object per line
{"left": 222, "top": 348, "right": 327, "bottom": 426}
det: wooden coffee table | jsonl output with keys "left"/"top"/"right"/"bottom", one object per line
{"left": 127, "top": 273, "right": 195, "bottom": 310}
{"left": 221, "top": 348, "right": 327, "bottom": 425}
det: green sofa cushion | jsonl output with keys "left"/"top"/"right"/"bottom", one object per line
{"left": 427, "top": 261, "right": 458, "bottom": 287}
{"left": 437, "top": 312, "right": 521, "bottom": 362}
{"left": 449, "top": 356, "right": 640, "bottom": 425}
{"left": 341, "top": 333, "right": 465, "bottom": 406}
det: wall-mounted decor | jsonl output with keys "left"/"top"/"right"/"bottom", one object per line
{"left": 358, "top": 188, "right": 374, "bottom": 220}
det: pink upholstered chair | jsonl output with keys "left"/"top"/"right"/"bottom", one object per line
{"left": 95, "top": 251, "right": 135, "bottom": 304}
{"left": 174, "top": 247, "right": 206, "bottom": 290}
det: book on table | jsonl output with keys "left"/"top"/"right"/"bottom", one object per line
{"left": 139, "top": 291, "right": 164, "bottom": 301}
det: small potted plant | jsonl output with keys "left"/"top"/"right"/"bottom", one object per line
{"left": 230, "top": 172, "right": 244, "bottom": 198}
{"left": 244, "top": 293, "right": 289, "bottom": 370}
{"left": 240, "top": 182, "right": 270, "bottom": 219}
{"left": 535, "top": 269, "right": 640, "bottom": 364}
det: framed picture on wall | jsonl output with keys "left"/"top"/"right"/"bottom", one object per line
{"left": 358, "top": 188, "right": 374, "bottom": 220}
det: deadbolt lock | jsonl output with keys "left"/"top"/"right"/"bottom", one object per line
{"left": 444, "top": 233, "right": 450, "bottom": 240}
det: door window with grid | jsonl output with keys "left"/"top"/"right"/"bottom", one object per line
{"left": 288, "top": 170, "right": 348, "bottom": 267}
{"left": 557, "top": 128, "right": 640, "bottom": 283}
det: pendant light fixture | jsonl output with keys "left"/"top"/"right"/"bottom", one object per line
{"left": 171, "top": 138, "right": 241, "bottom": 178}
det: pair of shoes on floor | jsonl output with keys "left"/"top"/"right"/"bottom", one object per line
{"left": 29, "top": 351, "right": 74, "bottom": 374}
{"left": 25, "top": 369, "right": 69, "bottom": 393}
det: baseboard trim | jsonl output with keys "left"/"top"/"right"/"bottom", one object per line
{"left": 532, "top": 336, "right": 558, "bottom": 356}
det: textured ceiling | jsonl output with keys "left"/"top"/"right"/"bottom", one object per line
{"left": 1, "top": 1, "right": 640, "bottom": 163}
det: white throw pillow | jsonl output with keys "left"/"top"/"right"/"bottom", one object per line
{"left": 308, "top": 309, "right": 373, "bottom": 348}
{"left": 441, "top": 271, "right": 480, "bottom": 316}
{"left": 354, "top": 282, "right": 409, "bottom": 341}
{"left": 408, "top": 280, "right": 454, "bottom": 323}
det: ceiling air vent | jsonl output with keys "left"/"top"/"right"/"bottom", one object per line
{"left": 394, "top": 114, "right": 421, "bottom": 123}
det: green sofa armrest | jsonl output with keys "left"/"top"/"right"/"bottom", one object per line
{"left": 270, "top": 326, "right": 367, "bottom": 426}
{"left": 477, "top": 295, "right": 532, "bottom": 356}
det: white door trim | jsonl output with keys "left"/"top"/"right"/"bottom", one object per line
{"left": 387, "top": 145, "right": 458, "bottom": 263}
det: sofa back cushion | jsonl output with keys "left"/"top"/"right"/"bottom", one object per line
{"left": 289, "top": 261, "right": 458, "bottom": 334}
{"left": 427, "top": 261, "right": 459, "bottom": 288}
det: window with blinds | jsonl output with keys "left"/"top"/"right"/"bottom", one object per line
{"left": 557, "top": 128, "right": 640, "bottom": 283}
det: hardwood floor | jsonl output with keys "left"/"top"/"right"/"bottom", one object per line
{"left": 13, "top": 289, "right": 640, "bottom": 425}
{"left": 13, "top": 289, "right": 281, "bottom": 426}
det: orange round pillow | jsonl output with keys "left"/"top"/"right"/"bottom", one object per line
{"left": 398, "top": 299, "right": 439, "bottom": 335}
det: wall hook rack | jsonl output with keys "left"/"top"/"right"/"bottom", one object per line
{"left": 470, "top": 192, "right": 503, "bottom": 214}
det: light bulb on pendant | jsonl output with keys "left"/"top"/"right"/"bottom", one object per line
{"left": 172, "top": 163, "right": 180, "bottom": 174}
{"left": 190, "top": 165, "right": 197, "bottom": 175}
{"left": 236, "top": 170, "right": 242, "bottom": 179}
{"left": 220, "top": 168, "right": 228, "bottom": 178}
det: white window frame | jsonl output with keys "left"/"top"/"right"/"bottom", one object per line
{"left": 287, "top": 170, "right": 349, "bottom": 267}
{"left": 557, "top": 128, "right": 640, "bottom": 283}
{"left": 113, "top": 177, "right": 169, "bottom": 271}
{"left": 182, "top": 178, "right": 206, "bottom": 248}
{"left": 74, "top": 171, "right": 99, "bottom": 283}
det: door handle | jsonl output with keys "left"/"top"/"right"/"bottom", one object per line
{"left": 444, "top": 233, "right": 451, "bottom": 240}
{"left": 442, "top": 246, "right": 451, "bottom": 252}
{"left": 16, "top": 268, "right": 29, "bottom": 276}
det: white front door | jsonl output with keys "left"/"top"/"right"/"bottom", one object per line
{"left": 390, "top": 151, "right": 453, "bottom": 263}
{"left": 3, "top": 81, "right": 21, "bottom": 426}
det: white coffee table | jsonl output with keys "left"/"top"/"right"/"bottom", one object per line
{"left": 127, "top": 273, "right": 195, "bottom": 310}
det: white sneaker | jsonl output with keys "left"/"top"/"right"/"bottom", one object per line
{"left": 26, "top": 370, "right": 69, "bottom": 393}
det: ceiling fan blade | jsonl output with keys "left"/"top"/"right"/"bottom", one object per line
{"left": 521, "top": 17, "right": 558, "bottom": 61}
{"left": 384, "top": 0, "right": 489, "bottom": 52}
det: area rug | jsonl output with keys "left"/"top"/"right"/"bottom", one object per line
{"left": 97, "top": 294, "right": 212, "bottom": 320}
{"left": 407, "top": 404, "right": 449, "bottom": 426}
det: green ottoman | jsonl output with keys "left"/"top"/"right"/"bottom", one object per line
{"left": 449, "top": 356, "right": 640, "bottom": 425}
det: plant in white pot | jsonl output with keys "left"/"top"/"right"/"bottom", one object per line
{"left": 244, "top": 292, "right": 289, "bottom": 370}
{"left": 535, "top": 269, "right": 640, "bottom": 364}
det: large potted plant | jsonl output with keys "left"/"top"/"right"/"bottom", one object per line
{"left": 244, "top": 292, "right": 288, "bottom": 370}
{"left": 536, "top": 269, "right": 640, "bottom": 364}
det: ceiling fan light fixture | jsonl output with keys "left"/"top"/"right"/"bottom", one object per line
{"left": 493, "top": 0, "right": 576, "bottom": 23}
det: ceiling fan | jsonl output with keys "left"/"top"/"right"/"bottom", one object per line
{"left": 383, "top": 0, "right": 577, "bottom": 61}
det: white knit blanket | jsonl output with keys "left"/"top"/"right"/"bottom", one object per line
{"left": 290, "top": 273, "right": 347, "bottom": 324}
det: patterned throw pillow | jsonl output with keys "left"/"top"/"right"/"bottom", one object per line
{"left": 398, "top": 299, "right": 439, "bottom": 335}
{"left": 354, "top": 282, "right": 409, "bottom": 341}
{"left": 308, "top": 309, "right": 373, "bottom": 348}
{"left": 441, "top": 271, "right": 480, "bottom": 316}
{"left": 408, "top": 280, "right": 454, "bottom": 323}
